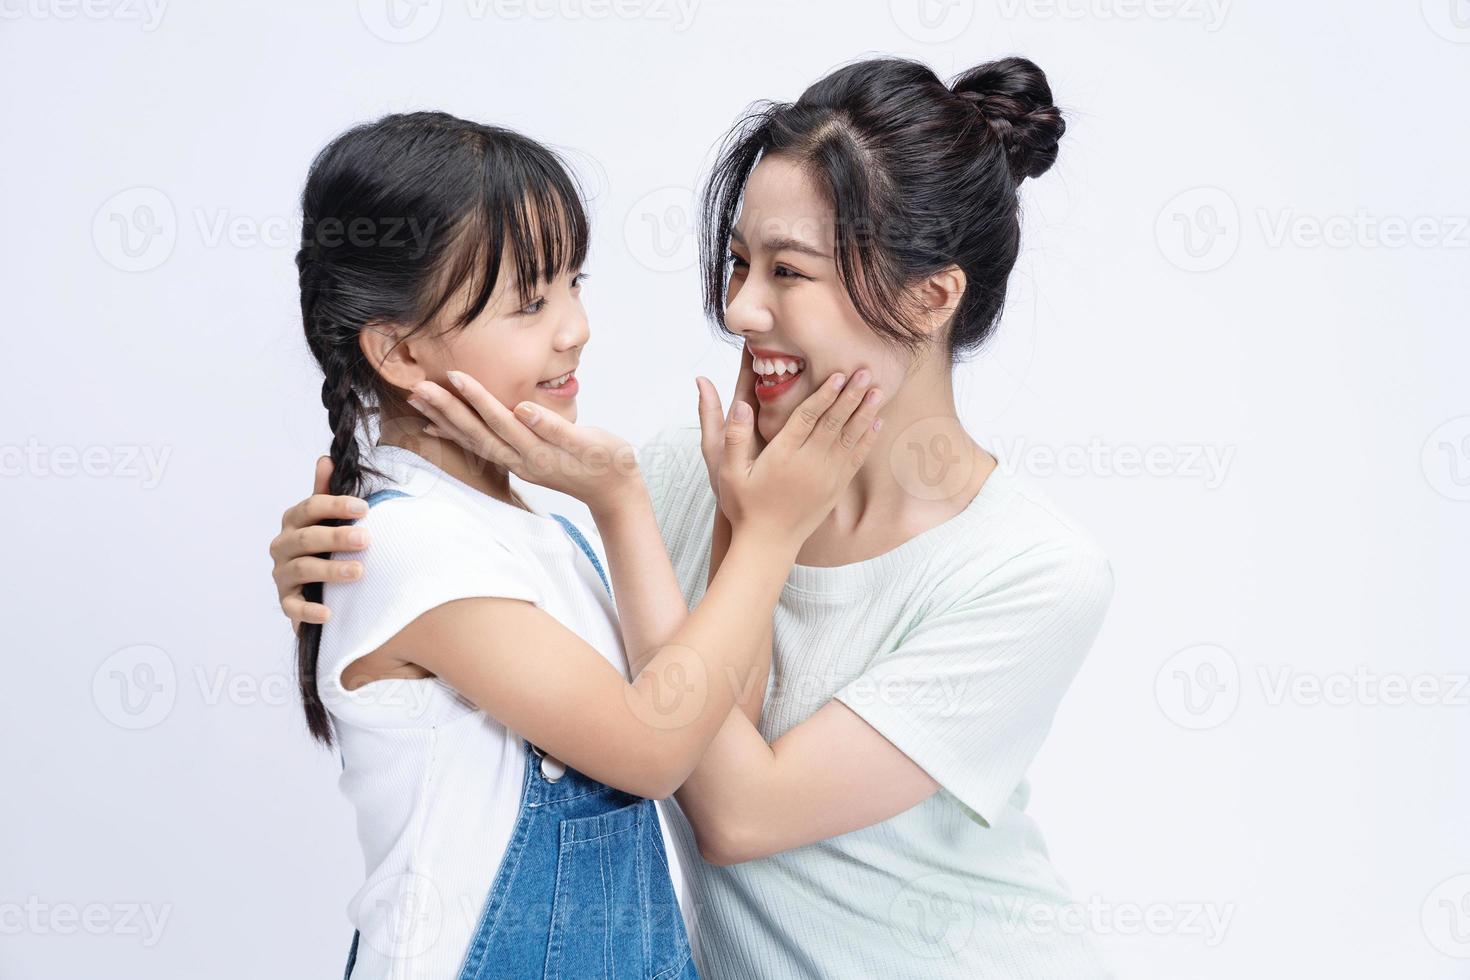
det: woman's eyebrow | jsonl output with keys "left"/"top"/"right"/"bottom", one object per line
{"left": 731, "top": 226, "right": 831, "bottom": 260}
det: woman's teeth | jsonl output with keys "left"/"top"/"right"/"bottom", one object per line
{"left": 754, "top": 356, "right": 805, "bottom": 387}
{"left": 537, "top": 371, "right": 573, "bottom": 389}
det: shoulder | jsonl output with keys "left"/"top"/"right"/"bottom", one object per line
{"left": 935, "top": 467, "right": 1115, "bottom": 621}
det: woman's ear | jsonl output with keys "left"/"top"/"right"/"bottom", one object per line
{"left": 916, "top": 265, "right": 967, "bottom": 338}
{"left": 358, "top": 321, "right": 427, "bottom": 393}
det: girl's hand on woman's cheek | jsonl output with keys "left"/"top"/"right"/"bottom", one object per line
{"left": 410, "top": 371, "right": 640, "bottom": 514}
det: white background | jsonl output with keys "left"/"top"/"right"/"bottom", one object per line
{"left": 3, "top": 1, "right": 1467, "bottom": 977}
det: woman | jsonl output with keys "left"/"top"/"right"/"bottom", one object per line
{"left": 272, "top": 56, "right": 1115, "bottom": 978}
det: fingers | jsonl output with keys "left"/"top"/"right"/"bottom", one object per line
{"left": 411, "top": 376, "right": 524, "bottom": 467}
{"left": 837, "top": 383, "right": 885, "bottom": 457}
{"left": 276, "top": 554, "right": 362, "bottom": 593}
{"left": 270, "top": 523, "right": 370, "bottom": 563}
{"left": 281, "top": 492, "right": 367, "bottom": 532}
{"left": 807, "top": 369, "right": 881, "bottom": 451}
{"left": 313, "top": 456, "right": 332, "bottom": 495}
{"left": 695, "top": 376, "right": 725, "bottom": 459}
{"left": 769, "top": 371, "right": 849, "bottom": 449}
{"left": 721, "top": 398, "right": 757, "bottom": 475}
{"left": 282, "top": 594, "right": 331, "bottom": 629}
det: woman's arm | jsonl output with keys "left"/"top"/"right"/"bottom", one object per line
{"left": 674, "top": 540, "right": 1115, "bottom": 864}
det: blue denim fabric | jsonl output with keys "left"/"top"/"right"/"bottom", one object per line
{"left": 341, "top": 506, "right": 697, "bottom": 979}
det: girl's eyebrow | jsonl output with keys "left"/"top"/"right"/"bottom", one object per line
{"left": 731, "top": 226, "right": 831, "bottom": 260}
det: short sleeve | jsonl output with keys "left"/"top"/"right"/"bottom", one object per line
{"left": 833, "top": 539, "right": 1115, "bottom": 825}
{"left": 318, "top": 493, "right": 541, "bottom": 707}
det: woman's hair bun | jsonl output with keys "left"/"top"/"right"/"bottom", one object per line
{"left": 951, "top": 56, "right": 1065, "bottom": 182}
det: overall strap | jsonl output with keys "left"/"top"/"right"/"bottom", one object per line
{"left": 550, "top": 513, "right": 612, "bottom": 599}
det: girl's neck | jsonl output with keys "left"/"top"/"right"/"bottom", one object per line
{"left": 377, "top": 418, "right": 531, "bottom": 512}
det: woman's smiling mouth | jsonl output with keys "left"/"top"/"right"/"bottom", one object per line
{"left": 751, "top": 347, "right": 805, "bottom": 402}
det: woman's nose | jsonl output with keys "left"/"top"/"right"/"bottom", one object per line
{"left": 725, "top": 285, "right": 772, "bottom": 337}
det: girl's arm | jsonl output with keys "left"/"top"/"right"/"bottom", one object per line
{"left": 387, "top": 368, "right": 885, "bottom": 802}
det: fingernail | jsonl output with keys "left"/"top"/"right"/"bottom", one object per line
{"left": 866, "top": 389, "right": 883, "bottom": 405}
{"left": 340, "top": 563, "right": 362, "bottom": 580}
{"left": 347, "top": 499, "right": 368, "bottom": 516}
{"left": 347, "top": 529, "right": 368, "bottom": 548}
{"left": 873, "top": 418, "right": 884, "bottom": 432}
{"left": 853, "top": 369, "right": 870, "bottom": 386}
{"left": 408, "top": 397, "right": 426, "bottom": 414}
{"left": 732, "top": 401, "right": 751, "bottom": 421}
{"left": 447, "top": 371, "right": 466, "bottom": 391}
{"left": 515, "top": 402, "right": 542, "bottom": 425}
{"left": 832, "top": 373, "right": 847, "bottom": 389}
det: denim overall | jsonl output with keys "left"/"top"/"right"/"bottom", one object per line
{"left": 342, "top": 491, "right": 697, "bottom": 979}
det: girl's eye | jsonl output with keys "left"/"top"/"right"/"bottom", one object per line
{"left": 774, "top": 265, "right": 806, "bottom": 279}
{"left": 519, "top": 297, "right": 546, "bottom": 316}
{"left": 571, "top": 272, "right": 589, "bottom": 289}
{"left": 725, "top": 251, "right": 748, "bottom": 269}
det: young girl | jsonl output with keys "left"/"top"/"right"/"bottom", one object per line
{"left": 289, "top": 112, "right": 883, "bottom": 979}
{"left": 277, "top": 56, "right": 1116, "bottom": 978}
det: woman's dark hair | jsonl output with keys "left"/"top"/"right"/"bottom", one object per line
{"left": 294, "top": 111, "right": 588, "bottom": 745}
{"left": 700, "top": 56, "right": 1065, "bottom": 360}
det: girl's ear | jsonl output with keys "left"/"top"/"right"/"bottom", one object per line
{"left": 915, "top": 264, "right": 967, "bottom": 339}
{"left": 359, "top": 321, "right": 427, "bottom": 392}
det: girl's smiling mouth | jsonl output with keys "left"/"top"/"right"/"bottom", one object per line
{"left": 536, "top": 370, "right": 578, "bottom": 397}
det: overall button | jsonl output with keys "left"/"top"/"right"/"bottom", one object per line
{"left": 540, "top": 754, "right": 566, "bottom": 782}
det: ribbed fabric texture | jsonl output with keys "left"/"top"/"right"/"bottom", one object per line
{"left": 319, "top": 443, "right": 628, "bottom": 980}
{"left": 638, "top": 425, "right": 1117, "bottom": 979}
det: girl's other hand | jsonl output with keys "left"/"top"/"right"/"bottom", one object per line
{"left": 412, "top": 371, "right": 641, "bottom": 515}
{"left": 269, "top": 456, "right": 370, "bottom": 634}
{"left": 715, "top": 369, "right": 884, "bottom": 546}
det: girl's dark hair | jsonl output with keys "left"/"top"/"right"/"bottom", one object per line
{"left": 700, "top": 56, "right": 1065, "bottom": 360}
{"left": 294, "top": 111, "right": 588, "bottom": 745}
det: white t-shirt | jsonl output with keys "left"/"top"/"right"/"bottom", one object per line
{"left": 318, "top": 442, "right": 628, "bottom": 979}
{"left": 635, "top": 424, "right": 1117, "bottom": 980}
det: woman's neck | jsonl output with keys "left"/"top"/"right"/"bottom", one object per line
{"left": 796, "top": 361, "right": 995, "bottom": 567}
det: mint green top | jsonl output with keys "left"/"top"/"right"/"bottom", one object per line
{"left": 636, "top": 425, "right": 1116, "bottom": 979}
